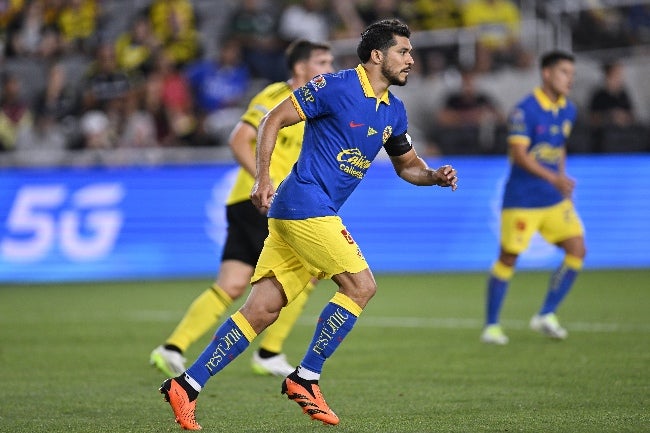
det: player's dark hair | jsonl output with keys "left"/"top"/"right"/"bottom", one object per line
{"left": 540, "top": 50, "right": 574, "bottom": 69}
{"left": 285, "top": 39, "right": 331, "bottom": 71}
{"left": 602, "top": 60, "right": 620, "bottom": 76}
{"left": 356, "top": 19, "right": 411, "bottom": 63}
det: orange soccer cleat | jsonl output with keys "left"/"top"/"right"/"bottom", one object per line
{"left": 159, "top": 378, "right": 202, "bottom": 430}
{"left": 281, "top": 372, "right": 339, "bottom": 425}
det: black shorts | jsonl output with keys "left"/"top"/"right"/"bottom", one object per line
{"left": 221, "top": 199, "right": 269, "bottom": 267}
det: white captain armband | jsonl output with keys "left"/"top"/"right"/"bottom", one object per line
{"left": 384, "top": 132, "right": 412, "bottom": 156}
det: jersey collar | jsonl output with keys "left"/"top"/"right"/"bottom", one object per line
{"left": 355, "top": 65, "right": 390, "bottom": 105}
{"left": 533, "top": 87, "right": 566, "bottom": 112}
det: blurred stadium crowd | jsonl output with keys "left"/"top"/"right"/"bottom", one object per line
{"left": 0, "top": 0, "right": 648, "bottom": 166}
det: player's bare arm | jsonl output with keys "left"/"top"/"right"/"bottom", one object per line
{"left": 229, "top": 121, "right": 258, "bottom": 178}
{"left": 389, "top": 148, "right": 458, "bottom": 190}
{"left": 510, "top": 143, "right": 574, "bottom": 197}
{"left": 251, "top": 98, "right": 302, "bottom": 210}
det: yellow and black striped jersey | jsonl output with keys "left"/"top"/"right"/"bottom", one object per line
{"left": 227, "top": 81, "right": 305, "bottom": 205}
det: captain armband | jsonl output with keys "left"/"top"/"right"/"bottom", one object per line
{"left": 384, "top": 132, "right": 412, "bottom": 156}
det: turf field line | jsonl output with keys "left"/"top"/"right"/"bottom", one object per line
{"left": 116, "top": 311, "right": 650, "bottom": 333}
{"left": 299, "top": 315, "right": 650, "bottom": 333}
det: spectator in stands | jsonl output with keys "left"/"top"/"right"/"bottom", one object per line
{"left": 226, "top": 0, "right": 286, "bottom": 82}
{"left": 4, "top": 0, "right": 60, "bottom": 59}
{"left": 0, "top": 71, "right": 33, "bottom": 151}
{"left": 79, "top": 42, "right": 131, "bottom": 113}
{"left": 143, "top": 49, "right": 196, "bottom": 146}
{"left": 78, "top": 108, "right": 112, "bottom": 149}
{"left": 184, "top": 37, "right": 250, "bottom": 147}
{"left": 278, "top": 0, "right": 331, "bottom": 43}
{"left": 588, "top": 60, "right": 641, "bottom": 152}
{"left": 328, "top": 0, "right": 364, "bottom": 40}
{"left": 117, "top": 86, "right": 158, "bottom": 148}
{"left": 589, "top": 61, "right": 635, "bottom": 128}
{"left": 57, "top": 0, "right": 102, "bottom": 56}
{"left": 0, "top": 0, "right": 25, "bottom": 58}
{"left": 355, "top": 0, "right": 412, "bottom": 27}
{"left": 75, "top": 42, "right": 131, "bottom": 149}
{"left": 624, "top": 4, "right": 650, "bottom": 45}
{"left": 33, "top": 61, "right": 79, "bottom": 146}
{"left": 409, "top": 0, "right": 462, "bottom": 74}
{"left": 461, "top": 0, "right": 531, "bottom": 72}
{"left": 432, "top": 67, "right": 505, "bottom": 154}
{"left": 143, "top": 78, "right": 172, "bottom": 147}
{"left": 115, "top": 12, "right": 161, "bottom": 76}
{"left": 14, "top": 102, "right": 68, "bottom": 161}
{"left": 0, "top": 0, "right": 25, "bottom": 30}
{"left": 571, "top": 2, "right": 628, "bottom": 51}
{"left": 41, "top": 0, "right": 64, "bottom": 28}
{"left": 147, "top": 0, "right": 200, "bottom": 67}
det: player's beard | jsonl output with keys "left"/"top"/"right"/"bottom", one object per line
{"left": 381, "top": 62, "right": 408, "bottom": 86}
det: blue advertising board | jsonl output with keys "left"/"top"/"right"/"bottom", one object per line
{"left": 0, "top": 155, "right": 648, "bottom": 282}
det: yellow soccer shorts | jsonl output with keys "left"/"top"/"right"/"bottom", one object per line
{"left": 500, "top": 199, "right": 584, "bottom": 254}
{"left": 251, "top": 216, "right": 368, "bottom": 303}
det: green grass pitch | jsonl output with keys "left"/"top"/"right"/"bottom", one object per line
{"left": 1, "top": 269, "right": 648, "bottom": 432}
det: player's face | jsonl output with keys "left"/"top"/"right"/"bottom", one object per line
{"left": 305, "top": 49, "right": 335, "bottom": 78}
{"left": 545, "top": 60, "right": 575, "bottom": 97}
{"left": 380, "top": 35, "right": 414, "bottom": 86}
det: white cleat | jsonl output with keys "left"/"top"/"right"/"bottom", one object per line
{"left": 530, "top": 313, "right": 568, "bottom": 340}
{"left": 480, "top": 324, "right": 509, "bottom": 345}
{"left": 150, "top": 345, "right": 186, "bottom": 377}
{"left": 251, "top": 351, "right": 295, "bottom": 377}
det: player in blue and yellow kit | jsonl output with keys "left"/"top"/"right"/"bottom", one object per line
{"left": 150, "top": 40, "right": 334, "bottom": 378}
{"left": 480, "top": 51, "right": 587, "bottom": 345}
{"left": 159, "top": 20, "right": 458, "bottom": 430}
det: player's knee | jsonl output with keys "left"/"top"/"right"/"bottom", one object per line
{"left": 218, "top": 281, "right": 249, "bottom": 300}
{"left": 571, "top": 244, "right": 586, "bottom": 260}
{"left": 354, "top": 280, "right": 377, "bottom": 304}
{"left": 240, "top": 301, "right": 282, "bottom": 333}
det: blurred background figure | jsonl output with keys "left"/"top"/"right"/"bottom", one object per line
{"left": 14, "top": 102, "right": 67, "bottom": 163}
{"left": 624, "top": 3, "right": 650, "bottom": 45}
{"left": 409, "top": 0, "right": 462, "bottom": 75}
{"left": 144, "top": 50, "right": 195, "bottom": 147}
{"left": 278, "top": 0, "right": 331, "bottom": 43}
{"left": 147, "top": 0, "right": 200, "bottom": 67}
{"left": 226, "top": 0, "right": 285, "bottom": 82}
{"left": 114, "top": 11, "right": 160, "bottom": 77}
{"left": 588, "top": 60, "right": 635, "bottom": 130}
{"left": 79, "top": 108, "right": 112, "bottom": 149}
{"left": 56, "top": 0, "right": 102, "bottom": 56}
{"left": 4, "top": 0, "right": 60, "bottom": 59}
{"left": 184, "top": 36, "right": 250, "bottom": 147}
{"left": 431, "top": 67, "right": 505, "bottom": 155}
{"left": 117, "top": 86, "right": 158, "bottom": 148}
{"left": 75, "top": 42, "right": 131, "bottom": 149}
{"left": 0, "top": 71, "right": 33, "bottom": 151}
{"left": 570, "top": 1, "right": 628, "bottom": 52}
{"left": 461, "top": 0, "right": 532, "bottom": 72}
{"left": 33, "top": 61, "right": 79, "bottom": 148}
{"left": 587, "top": 60, "right": 645, "bottom": 153}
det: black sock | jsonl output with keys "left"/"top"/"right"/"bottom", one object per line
{"left": 164, "top": 344, "right": 183, "bottom": 354}
{"left": 257, "top": 348, "right": 279, "bottom": 359}
{"left": 175, "top": 375, "right": 199, "bottom": 402}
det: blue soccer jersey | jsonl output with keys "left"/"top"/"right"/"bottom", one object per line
{"left": 502, "top": 87, "right": 577, "bottom": 209}
{"left": 268, "top": 65, "right": 409, "bottom": 219}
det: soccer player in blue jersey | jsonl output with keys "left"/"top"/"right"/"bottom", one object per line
{"left": 480, "top": 51, "right": 587, "bottom": 345}
{"left": 158, "top": 19, "right": 458, "bottom": 430}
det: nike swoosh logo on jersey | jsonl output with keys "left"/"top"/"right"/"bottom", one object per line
{"left": 349, "top": 121, "right": 365, "bottom": 128}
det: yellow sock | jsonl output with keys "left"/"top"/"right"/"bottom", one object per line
{"left": 492, "top": 261, "right": 514, "bottom": 281}
{"left": 258, "top": 280, "right": 315, "bottom": 354}
{"left": 166, "top": 284, "right": 232, "bottom": 352}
